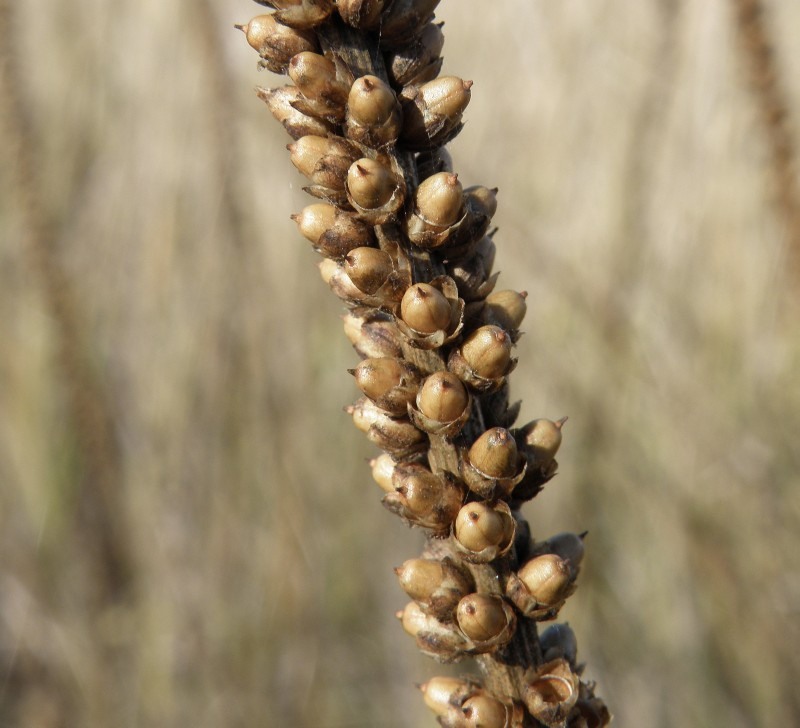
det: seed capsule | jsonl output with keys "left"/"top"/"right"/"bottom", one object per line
{"left": 523, "top": 659, "right": 580, "bottom": 728}
{"left": 539, "top": 623, "right": 578, "bottom": 666}
{"left": 482, "top": 289, "right": 528, "bottom": 331}
{"left": 343, "top": 247, "right": 393, "bottom": 294}
{"left": 397, "top": 602, "right": 468, "bottom": 662}
{"left": 453, "top": 501, "right": 515, "bottom": 563}
{"left": 346, "top": 75, "right": 402, "bottom": 147}
{"left": 337, "top": 0, "right": 387, "bottom": 29}
{"left": 346, "top": 158, "right": 405, "bottom": 222}
{"left": 288, "top": 135, "right": 361, "bottom": 198}
{"left": 370, "top": 453, "right": 396, "bottom": 493}
{"left": 416, "top": 371, "right": 469, "bottom": 425}
{"left": 346, "top": 398, "right": 426, "bottom": 457}
{"left": 506, "top": 553, "right": 578, "bottom": 620}
{"left": 395, "top": 556, "right": 474, "bottom": 621}
{"left": 342, "top": 311, "right": 403, "bottom": 359}
{"left": 400, "top": 76, "right": 472, "bottom": 150}
{"left": 420, "top": 676, "right": 473, "bottom": 717}
{"left": 382, "top": 463, "right": 464, "bottom": 534}
{"left": 292, "top": 203, "right": 374, "bottom": 257}
{"left": 256, "top": 86, "right": 334, "bottom": 139}
{"left": 351, "top": 356, "right": 420, "bottom": 415}
{"left": 386, "top": 22, "right": 445, "bottom": 87}
{"left": 259, "top": 0, "right": 334, "bottom": 29}
{"left": 456, "top": 594, "right": 515, "bottom": 649}
{"left": 406, "top": 172, "right": 465, "bottom": 248}
{"left": 235, "top": 15, "right": 318, "bottom": 73}
{"left": 461, "top": 693, "right": 512, "bottom": 728}
{"left": 534, "top": 531, "right": 586, "bottom": 572}
{"left": 400, "top": 283, "right": 451, "bottom": 333}
{"left": 461, "top": 427, "right": 525, "bottom": 498}
{"left": 520, "top": 417, "right": 566, "bottom": 465}
{"left": 378, "top": 0, "right": 442, "bottom": 48}
{"left": 450, "top": 325, "right": 515, "bottom": 389}
{"left": 288, "top": 51, "right": 349, "bottom": 121}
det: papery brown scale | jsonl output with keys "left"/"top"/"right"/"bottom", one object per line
{"left": 236, "top": 14, "right": 318, "bottom": 73}
{"left": 256, "top": 86, "right": 334, "bottom": 139}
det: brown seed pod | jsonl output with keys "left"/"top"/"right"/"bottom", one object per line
{"left": 408, "top": 371, "right": 471, "bottom": 437}
{"left": 346, "top": 398, "right": 427, "bottom": 458}
{"left": 419, "top": 676, "right": 476, "bottom": 719}
{"left": 405, "top": 172, "right": 465, "bottom": 248}
{"left": 345, "top": 75, "right": 403, "bottom": 147}
{"left": 385, "top": 22, "right": 445, "bottom": 87}
{"left": 345, "top": 157, "right": 406, "bottom": 223}
{"left": 288, "top": 134, "right": 362, "bottom": 204}
{"left": 400, "top": 76, "right": 472, "bottom": 150}
{"left": 319, "top": 258, "right": 370, "bottom": 304}
{"left": 256, "top": 86, "right": 334, "bottom": 139}
{"left": 342, "top": 309, "right": 404, "bottom": 359}
{"left": 257, "top": 0, "right": 334, "bottom": 29}
{"left": 337, "top": 0, "right": 387, "bottom": 29}
{"left": 572, "top": 681, "right": 612, "bottom": 727}
{"left": 522, "top": 659, "right": 580, "bottom": 728}
{"left": 518, "top": 417, "right": 567, "bottom": 467}
{"left": 453, "top": 500, "right": 515, "bottom": 563}
{"left": 455, "top": 593, "right": 516, "bottom": 653}
{"left": 531, "top": 531, "right": 586, "bottom": 573}
{"left": 459, "top": 693, "right": 517, "bottom": 728}
{"left": 461, "top": 427, "right": 526, "bottom": 499}
{"left": 382, "top": 463, "right": 464, "bottom": 535}
{"left": 539, "top": 623, "right": 579, "bottom": 667}
{"left": 370, "top": 452, "right": 396, "bottom": 493}
{"left": 288, "top": 51, "right": 350, "bottom": 122}
{"left": 235, "top": 14, "right": 318, "bottom": 73}
{"left": 481, "top": 289, "right": 528, "bottom": 332}
{"left": 396, "top": 276, "right": 464, "bottom": 349}
{"left": 505, "top": 553, "right": 578, "bottom": 620}
{"left": 446, "top": 245, "right": 500, "bottom": 303}
{"left": 440, "top": 186, "right": 499, "bottom": 260}
{"left": 449, "top": 325, "right": 517, "bottom": 391}
{"left": 292, "top": 202, "right": 375, "bottom": 257}
{"left": 397, "top": 601, "right": 469, "bottom": 662}
{"left": 343, "top": 247, "right": 393, "bottom": 294}
{"left": 378, "top": 0, "right": 442, "bottom": 48}
{"left": 350, "top": 356, "right": 420, "bottom": 415}
{"left": 395, "top": 556, "right": 474, "bottom": 622}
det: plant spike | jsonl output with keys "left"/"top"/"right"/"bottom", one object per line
{"left": 238, "top": 4, "right": 611, "bottom": 726}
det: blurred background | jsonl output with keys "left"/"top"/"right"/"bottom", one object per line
{"left": 1, "top": 0, "right": 799, "bottom": 726}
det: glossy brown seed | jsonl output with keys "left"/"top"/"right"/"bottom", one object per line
{"left": 343, "top": 247, "right": 393, "bottom": 294}
{"left": 460, "top": 325, "right": 513, "bottom": 379}
{"left": 454, "top": 502, "right": 507, "bottom": 552}
{"left": 483, "top": 289, "right": 528, "bottom": 330}
{"left": 415, "top": 172, "right": 463, "bottom": 227}
{"left": 461, "top": 694, "right": 510, "bottom": 728}
{"left": 456, "top": 594, "right": 510, "bottom": 642}
{"left": 347, "top": 159, "right": 398, "bottom": 210}
{"left": 518, "top": 554, "right": 574, "bottom": 607}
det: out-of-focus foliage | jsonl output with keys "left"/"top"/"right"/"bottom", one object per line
{"left": 1, "top": 1, "right": 798, "bottom": 726}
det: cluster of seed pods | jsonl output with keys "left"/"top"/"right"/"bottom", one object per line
{"left": 238, "top": 2, "right": 610, "bottom": 726}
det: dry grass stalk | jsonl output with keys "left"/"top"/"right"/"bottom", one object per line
{"left": 239, "top": 2, "right": 612, "bottom": 726}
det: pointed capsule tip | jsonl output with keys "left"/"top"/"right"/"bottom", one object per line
{"left": 556, "top": 416, "right": 568, "bottom": 429}
{"left": 395, "top": 610, "right": 404, "bottom": 620}
{"left": 520, "top": 291, "right": 529, "bottom": 298}
{"left": 579, "top": 530, "right": 589, "bottom": 540}
{"left": 463, "top": 79, "right": 474, "bottom": 90}
{"left": 234, "top": 23, "right": 246, "bottom": 32}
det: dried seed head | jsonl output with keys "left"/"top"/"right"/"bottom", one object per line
{"left": 370, "top": 453, "right": 396, "bottom": 493}
{"left": 400, "top": 283, "right": 452, "bottom": 334}
{"left": 236, "top": 14, "right": 318, "bottom": 73}
{"left": 453, "top": 501, "right": 514, "bottom": 557}
{"left": 343, "top": 247, "right": 393, "bottom": 294}
{"left": 337, "top": 0, "right": 387, "bottom": 29}
{"left": 468, "top": 427, "right": 518, "bottom": 479}
{"left": 539, "top": 623, "right": 578, "bottom": 666}
{"left": 459, "top": 325, "right": 513, "bottom": 380}
{"left": 456, "top": 594, "right": 512, "bottom": 644}
{"left": 386, "top": 22, "right": 445, "bottom": 87}
{"left": 522, "top": 417, "right": 566, "bottom": 464}
{"left": 517, "top": 553, "right": 575, "bottom": 608}
{"left": 292, "top": 203, "right": 374, "bottom": 257}
{"left": 417, "top": 371, "right": 469, "bottom": 423}
{"left": 461, "top": 694, "right": 511, "bottom": 728}
{"left": 256, "top": 86, "right": 333, "bottom": 139}
{"left": 401, "top": 76, "right": 472, "bottom": 149}
{"left": 483, "top": 289, "right": 528, "bottom": 331}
